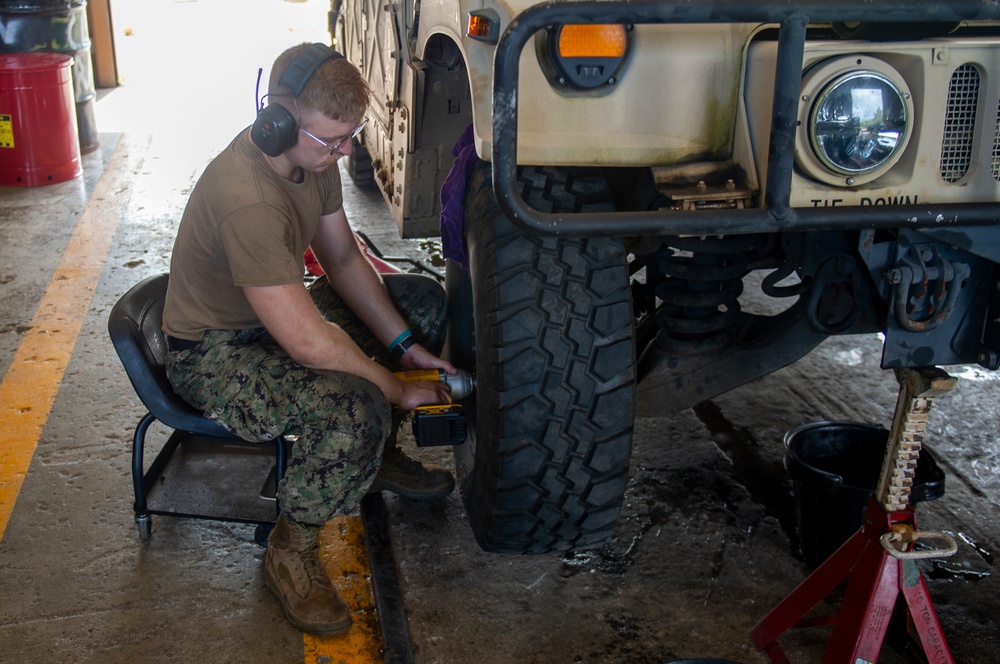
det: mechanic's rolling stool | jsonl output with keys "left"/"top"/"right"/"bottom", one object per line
{"left": 752, "top": 366, "right": 959, "bottom": 663}
{"left": 109, "top": 274, "right": 286, "bottom": 545}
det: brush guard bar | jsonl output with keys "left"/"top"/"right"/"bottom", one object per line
{"left": 491, "top": 1, "right": 1000, "bottom": 237}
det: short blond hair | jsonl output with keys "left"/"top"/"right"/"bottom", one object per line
{"left": 268, "top": 43, "right": 370, "bottom": 123}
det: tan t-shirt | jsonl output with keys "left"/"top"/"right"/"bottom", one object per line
{"left": 162, "top": 128, "right": 343, "bottom": 339}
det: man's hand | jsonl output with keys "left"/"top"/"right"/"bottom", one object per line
{"left": 393, "top": 378, "right": 452, "bottom": 411}
{"left": 398, "top": 343, "right": 457, "bottom": 375}
{"left": 390, "top": 343, "right": 458, "bottom": 410}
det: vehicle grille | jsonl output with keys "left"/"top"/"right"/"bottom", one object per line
{"left": 939, "top": 63, "right": 980, "bottom": 183}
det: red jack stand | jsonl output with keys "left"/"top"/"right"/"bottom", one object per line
{"left": 752, "top": 367, "right": 959, "bottom": 663}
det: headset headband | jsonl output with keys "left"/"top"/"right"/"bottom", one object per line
{"left": 277, "top": 43, "right": 343, "bottom": 97}
{"left": 250, "top": 43, "right": 345, "bottom": 157}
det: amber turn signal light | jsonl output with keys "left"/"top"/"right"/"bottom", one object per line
{"left": 467, "top": 10, "right": 501, "bottom": 43}
{"left": 557, "top": 24, "right": 628, "bottom": 58}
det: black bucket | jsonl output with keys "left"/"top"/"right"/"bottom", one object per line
{"left": 0, "top": 0, "right": 99, "bottom": 153}
{"left": 784, "top": 421, "right": 945, "bottom": 567}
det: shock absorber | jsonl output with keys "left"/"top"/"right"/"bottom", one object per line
{"left": 654, "top": 235, "right": 761, "bottom": 354}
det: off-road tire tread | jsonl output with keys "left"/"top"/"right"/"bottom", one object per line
{"left": 455, "top": 162, "right": 635, "bottom": 554}
{"left": 346, "top": 138, "right": 375, "bottom": 187}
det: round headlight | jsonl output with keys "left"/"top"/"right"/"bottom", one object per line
{"left": 811, "top": 72, "right": 907, "bottom": 175}
{"left": 795, "top": 56, "right": 913, "bottom": 187}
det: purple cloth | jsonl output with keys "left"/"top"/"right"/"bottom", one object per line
{"left": 439, "top": 124, "right": 478, "bottom": 270}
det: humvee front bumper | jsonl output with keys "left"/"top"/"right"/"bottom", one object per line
{"left": 490, "top": 0, "right": 1000, "bottom": 238}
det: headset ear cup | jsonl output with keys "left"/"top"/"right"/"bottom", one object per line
{"left": 252, "top": 43, "right": 339, "bottom": 156}
{"left": 250, "top": 104, "right": 298, "bottom": 157}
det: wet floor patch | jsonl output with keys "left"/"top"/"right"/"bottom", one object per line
{"left": 692, "top": 400, "right": 800, "bottom": 552}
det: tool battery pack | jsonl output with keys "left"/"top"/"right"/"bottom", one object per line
{"left": 412, "top": 404, "right": 468, "bottom": 447}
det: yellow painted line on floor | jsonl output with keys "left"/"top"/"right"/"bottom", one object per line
{"left": 0, "top": 134, "right": 144, "bottom": 542}
{"left": 304, "top": 515, "right": 383, "bottom": 663}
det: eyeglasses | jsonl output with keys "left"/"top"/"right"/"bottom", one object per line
{"left": 299, "top": 118, "right": 369, "bottom": 155}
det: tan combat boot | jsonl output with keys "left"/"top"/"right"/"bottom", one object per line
{"left": 368, "top": 439, "right": 455, "bottom": 500}
{"left": 264, "top": 513, "right": 352, "bottom": 635}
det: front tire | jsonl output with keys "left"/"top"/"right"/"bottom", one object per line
{"left": 447, "top": 162, "right": 636, "bottom": 554}
{"left": 345, "top": 137, "right": 375, "bottom": 187}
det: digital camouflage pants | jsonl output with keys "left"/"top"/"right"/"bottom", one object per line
{"left": 165, "top": 273, "right": 448, "bottom": 525}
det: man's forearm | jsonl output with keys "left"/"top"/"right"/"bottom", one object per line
{"left": 324, "top": 251, "right": 410, "bottom": 348}
{"left": 296, "top": 320, "right": 405, "bottom": 403}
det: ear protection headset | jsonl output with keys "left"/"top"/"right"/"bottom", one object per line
{"left": 250, "top": 43, "right": 344, "bottom": 157}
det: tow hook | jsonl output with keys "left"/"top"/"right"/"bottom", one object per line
{"left": 885, "top": 245, "right": 970, "bottom": 332}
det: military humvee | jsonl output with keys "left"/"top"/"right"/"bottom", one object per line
{"left": 329, "top": 0, "right": 1000, "bottom": 554}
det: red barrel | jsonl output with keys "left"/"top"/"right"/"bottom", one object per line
{"left": 0, "top": 52, "right": 81, "bottom": 186}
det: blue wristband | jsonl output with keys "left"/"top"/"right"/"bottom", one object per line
{"left": 391, "top": 334, "right": 417, "bottom": 361}
{"left": 387, "top": 329, "right": 413, "bottom": 353}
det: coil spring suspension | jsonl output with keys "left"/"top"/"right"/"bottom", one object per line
{"left": 654, "top": 235, "right": 762, "bottom": 354}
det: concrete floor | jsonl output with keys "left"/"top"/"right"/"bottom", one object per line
{"left": 2, "top": 1, "right": 1000, "bottom": 662}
